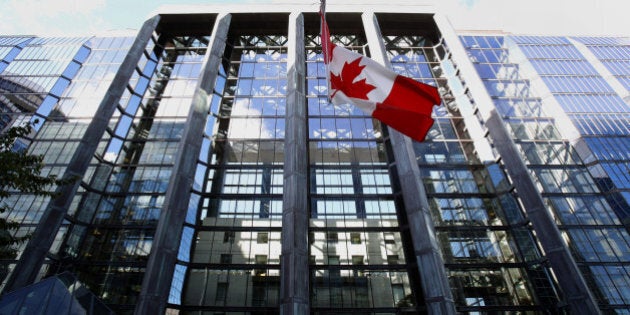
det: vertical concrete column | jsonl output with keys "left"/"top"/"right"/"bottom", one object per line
{"left": 362, "top": 12, "right": 457, "bottom": 314}
{"left": 3, "top": 16, "right": 161, "bottom": 293}
{"left": 280, "top": 11, "right": 309, "bottom": 315}
{"left": 134, "top": 13, "right": 231, "bottom": 315}
{"left": 434, "top": 13, "right": 602, "bottom": 314}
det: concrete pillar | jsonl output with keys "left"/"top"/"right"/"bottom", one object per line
{"left": 3, "top": 16, "right": 161, "bottom": 293}
{"left": 279, "top": 11, "right": 310, "bottom": 315}
{"left": 362, "top": 11, "right": 457, "bottom": 314}
{"left": 434, "top": 13, "right": 602, "bottom": 315}
{"left": 134, "top": 13, "right": 231, "bottom": 315}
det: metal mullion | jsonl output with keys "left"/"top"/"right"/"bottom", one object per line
{"left": 310, "top": 193, "right": 394, "bottom": 199}
{"left": 186, "top": 263, "right": 281, "bottom": 270}
{"left": 311, "top": 264, "right": 408, "bottom": 271}
{"left": 309, "top": 226, "right": 400, "bottom": 233}
{"left": 198, "top": 192, "right": 283, "bottom": 199}
{"left": 435, "top": 225, "right": 520, "bottom": 232}
{"left": 171, "top": 305, "right": 278, "bottom": 312}
{"left": 458, "top": 305, "right": 546, "bottom": 312}
{"left": 311, "top": 307, "right": 400, "bottom": 313}
{"left": 183, "top": 224, "right": 282, "bottom": 232}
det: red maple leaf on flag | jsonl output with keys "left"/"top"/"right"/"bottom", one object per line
{"left": 330, "top": 57, "right": 376, "bottom": 100}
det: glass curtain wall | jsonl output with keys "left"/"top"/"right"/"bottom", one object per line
{"left": 0, "top": 36, "right": 123, "bottom": 289}
{"left": 513, "top": 35, "right": 630, "bottom": 311}
{"left": 379, "top": 30, "right": 561, "bottom": 312}
{"left": 306, "top": 17, "right": 417, "bottom": 313}
{"left": 177, "top": 31, "right": 287, "bottom": 313}
{"left": 461, "top": 35, "right": 630, "bottom": 312}
{"left": 0, "top": 37, "right": 90, "bottom": 137}
{"left": 0, "top": 36, "right": 35, "bottom": 131}
{"left": 558, "top": 37, "right": 630, "bottom": 224}
{"left": 53, "top": 33, "right": 210, "bottom": 313}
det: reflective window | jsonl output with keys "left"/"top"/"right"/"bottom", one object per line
{"left": 306, "top": 25, "right": 418, "bottom": 312}
{"left": 178, "top": 30, "right": 287, "bottom": 311}
{"left": 462, "top": 35, "right": 630, "bottom": 308}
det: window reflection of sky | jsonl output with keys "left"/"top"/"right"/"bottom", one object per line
{"left": 462, "top": 35, "right": 630, "bottom": 306}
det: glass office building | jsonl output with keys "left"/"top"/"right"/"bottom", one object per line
{"left": 0, "top": 4, "right": 628, "bottom": 315}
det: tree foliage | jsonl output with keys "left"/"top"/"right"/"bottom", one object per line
{"left": 0, "top": 123, "right": 68, "bottom": 260}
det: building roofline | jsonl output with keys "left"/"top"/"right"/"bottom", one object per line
{"left": 149, "top": 3, "right": 438, "bottom": 18}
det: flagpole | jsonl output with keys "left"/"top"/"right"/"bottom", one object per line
{"left": 320, "top": 0, "right": 332, "bottom": 104}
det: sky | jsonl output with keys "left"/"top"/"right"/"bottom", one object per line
{"left": 0, "top": 0, "right": 628, "bottom": 37}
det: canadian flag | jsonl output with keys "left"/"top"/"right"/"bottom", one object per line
{"left": 320, "top": 6, "right": 441, "bottom": 142}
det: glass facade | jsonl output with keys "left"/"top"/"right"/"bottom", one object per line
{"left": 565, "top": 37, "right": 630, "bottom": 224}
{"left": 382, "top": 32, "right": 561, "bottom": 312}
{"left": 0, "top": 35, "right": 133, "bottom": 289}
{"left": 0, "top": 37, "right": 90, "bottom": 135}
{"left": 0, "top": 6, "right": 628, "bottom": 315}
{"left": 306, "top": 17, "right": 416, "bottom": 313}
{"left": 460, "top": 34, "right": 630, "bottom": 312}
{"left": 177, "top": 28, "right": 288, "bottom": 312}
{"left": 56, "top": 33, "right": 210, "bottom": 312}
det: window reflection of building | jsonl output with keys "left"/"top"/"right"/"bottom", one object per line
{"left": 305, "top": 15, "right": 415, "bottom": 311}
{"left": 0, "top": 76, "right": 43, "bottom": 131}
{"left": 382, "top": 32, "right": 557, "bottom": 311}
{"left": 180, "top": 17, "right": 288, "bottom": 310}
{"left": 459, "top": 34, "right": 630, "bottom": 312}
{"left": 51, "top": 34, "right": 209, "bottom": 309}
{"left": 0, "top": 36, "right": 132, "bottom": 290}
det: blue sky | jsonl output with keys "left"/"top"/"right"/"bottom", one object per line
{"left": 0, "top": 0, "right": 628, "bottom": 36}
{"left": 0, "top": 0, "right": 238, "bottom": 35}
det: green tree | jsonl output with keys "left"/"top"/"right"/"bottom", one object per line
{"left": 0, "top": 123, "right": 69, "bottom": 275}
